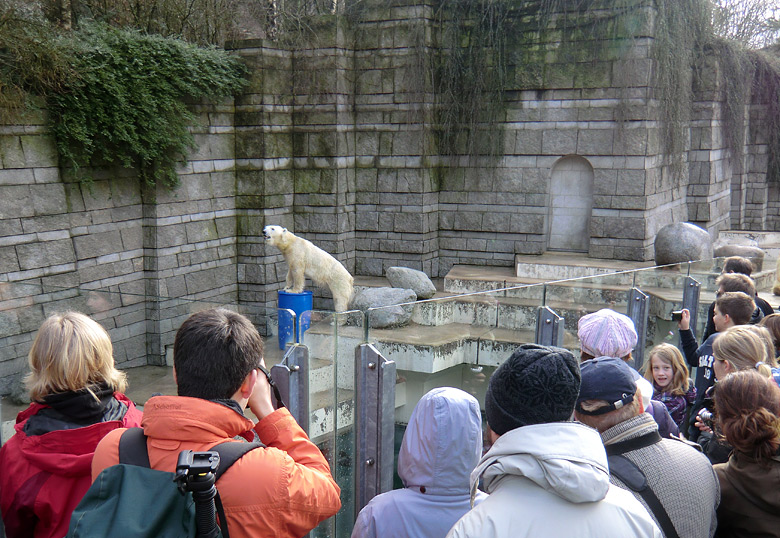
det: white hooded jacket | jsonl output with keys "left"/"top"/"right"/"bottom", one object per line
{"left": 351, "top": 387, "right": 488, "bottom": 538}
{"left": 447, "top": 421, "right": 662, "bottom": 538}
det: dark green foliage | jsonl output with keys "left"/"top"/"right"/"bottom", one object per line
{"left": 48, "top": 23, "right": 246, "bottom": 186}
{"left": 0, "top": 4, "right": 73, "bottom": 114}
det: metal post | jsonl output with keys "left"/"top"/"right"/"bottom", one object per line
{"left": 628, "top": 288, "right": 650, "bottom": 371}
{"left": 682, "top": 276, "right": 702, "bottom": 339}
{"left": 355, "top": 343, "right": 395, "bottom": 518}
{"left": 270, "top": 344, "right": 310, "bottom": 434}
{"left": 535, "top": 306, "right": 564, "bottom": 347}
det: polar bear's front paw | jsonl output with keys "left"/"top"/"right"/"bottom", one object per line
{"left": 283, "top": 287, "right": 293, "bottom": 292}
{"left": 289, "top": 287, "right": 304, "bottom": 294}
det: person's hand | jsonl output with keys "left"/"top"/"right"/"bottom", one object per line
{"left": 694, "top": 414, "right": 712, "bottom": 434}
{"left": 678, "top": 308, "right": 691, "bottom": 331}
{"left": 248, "top": 362, "right": 275, "bottom": 421}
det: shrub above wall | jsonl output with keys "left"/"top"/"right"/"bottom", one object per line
{"left": 0, "top": 11, "right": 247, "bottom": 188}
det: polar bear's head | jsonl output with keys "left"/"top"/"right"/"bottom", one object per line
{"left": 263, "top": 225, "right": 288, "bottom": 248}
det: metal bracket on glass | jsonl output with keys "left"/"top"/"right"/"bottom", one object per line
{"left": 270, "top": 343, "right": 310, "bottom": 434}
{"left": 355, "top": 343, "right": 396, "bottom": 518}
{"left": 682, "top": 276, "right": 702, "bottom": 339}
{"left": 535, "top": 306, "right": 564, "bottom": 347}
{"left": 627, "top": 288, "right": 650, "bottom": 371}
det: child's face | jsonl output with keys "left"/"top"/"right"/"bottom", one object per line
{"left": 651, "top": 355, "right": 673, "bottom": 390}
{"left": 713, "top": 305, "right": 730, "bottom": 332}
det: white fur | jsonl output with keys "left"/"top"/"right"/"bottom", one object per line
{"left": 263, "top": 225, "right": 354, "bottom": 313}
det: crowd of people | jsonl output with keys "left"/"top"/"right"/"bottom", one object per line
{"left": 1, "top": 255, "right": 779, "bottom": 537}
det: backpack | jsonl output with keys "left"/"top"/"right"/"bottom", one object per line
{"left": 66, "top": 428, "right": 264, "bottom": 538}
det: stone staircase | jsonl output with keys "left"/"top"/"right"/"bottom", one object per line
{"left": 296, "top": 252, "right": 780, "bottom": 427}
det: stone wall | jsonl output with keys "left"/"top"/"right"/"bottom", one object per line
{"left": 0, "top": 0, "right": 777, "bottom": 392}
{"left": 0, "top": 101, "right": 238, "bottom": 393}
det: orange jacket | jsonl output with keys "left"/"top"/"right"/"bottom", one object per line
{"left": 92, "top": 396, "right": 341, "bottom": 538}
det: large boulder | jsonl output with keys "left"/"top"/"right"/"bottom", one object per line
{"left": 351, "top": 287, "right": 417, "bottom": 329}
{"left": 713, "top": 244, "right": 765, "bottom": 272}
{"left": 654, "top": 223, "right": 713, "bottom": 265}
{"left": 386, "top": 266, "right": 437, "bottom": 299}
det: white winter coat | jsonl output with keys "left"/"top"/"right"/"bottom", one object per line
{"left": 446, "top": 421, "right": 663, "bottom": 538}
{"left": 351, "top": 387, "right": 488, "bottom": 538}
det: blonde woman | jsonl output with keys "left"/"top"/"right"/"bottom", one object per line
{"left": 695, "top": 325, "right": 779, "bottom": 463}
{"left": 0, "top": 312, "right": 142, "bottom": 538}
{"left": 711, "top": 325, "right": 778, "bottom": 381}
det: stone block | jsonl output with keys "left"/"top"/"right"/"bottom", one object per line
{"left": 453, "top": 212, "right": 482, "bottom": 231}
{"left": 394, "top": 212, "right": 424, "bottom": 233}
{"left": 577, "top": 129, "right": 614, "bottom": 155}
{"left": 30, "top": 183, "right": 67, "bottom": 216}
{"left": 20, "top": 135, "right": 58, "bottom": 167}
{"left": 82, "top": 181, "right": 113, "bottom": 211}
{"left": 74, "top": 230, "right": 122, "bottom": 260}
{"left": 185, "top": 220, "right": 218, "bottom": 243}
{"left": 16, "top": 238, "right": 75, "bottom": 270}
{"left": 542, "top": 129, "right": 577, "bottom": 154}
{"left": 0, "top": 186, "right": 33, "bottom": 219}
{"left": 0, "top": 245, "right": 20, "bottom": 272}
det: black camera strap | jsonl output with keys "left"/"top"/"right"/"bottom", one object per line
{"left": 605, "top": 431, "right": 680, "bottom": 538}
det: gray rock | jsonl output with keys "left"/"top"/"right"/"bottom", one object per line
{"left": 386, "top": 266, "right": 437, "bottom": 299}
{"left": 654, "top": 223, "right": 713, "bottom": 265}
{"left": 713, "top": 244, "right": 765, "bottom": 272}
{"left": 351, "top": 287, "right": 417, "bottom": 329}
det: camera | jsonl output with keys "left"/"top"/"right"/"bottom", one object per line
{"left": 698, "top": 408, "right": 715, "bottom": 428}
{"left": 671, "top": 310, "right": 684, "bottom": 322}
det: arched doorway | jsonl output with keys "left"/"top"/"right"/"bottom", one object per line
{"left": 548, "top": 156, "right": 594, "bottom": 252}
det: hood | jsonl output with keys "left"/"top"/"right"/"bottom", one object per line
{"left": 471, "top": 421, "right": 610, "bottom": 504}
{"left": 398, "top": 387, "right": 482, "bottom": 495}
{"left": 15, "top": 393, "right": 137, "bottom": 477}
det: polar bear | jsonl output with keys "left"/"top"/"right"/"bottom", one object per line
{"left": 263, "top": 225, "right": 354, "bottom": 313}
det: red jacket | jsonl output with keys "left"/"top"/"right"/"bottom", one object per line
{"left": 0, "top": 392, "right": 142, "bottom": 538}
{"left": 92, "top": 396, "right": 342, "bottom": 538}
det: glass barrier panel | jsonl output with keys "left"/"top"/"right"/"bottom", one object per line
{"left": 542, "top": 271, "right": 636, "bottom": 359}
{"left": 631, "top": 264, "right": 691, "bottom": 358}
{"left": 302, "top": 309, "right": 360, "bottom": 538}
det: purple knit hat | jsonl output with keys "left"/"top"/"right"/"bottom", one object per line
{"left": 577, "top": 309, "right": 637, "bottom": 358}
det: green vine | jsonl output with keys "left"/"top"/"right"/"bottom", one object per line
{"left": 49, "top": 23, "right": 246, "bottom": 187}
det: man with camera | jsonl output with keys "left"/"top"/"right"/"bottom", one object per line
{"left": 91, "top": 308, "right": 342, "bottom": 538}
{"left": 575, "top": 357, "right": 719, "bottom": 538}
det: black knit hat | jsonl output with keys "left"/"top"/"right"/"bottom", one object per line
{"left": 485, "top": 344, "right": 581, "bottom": 435}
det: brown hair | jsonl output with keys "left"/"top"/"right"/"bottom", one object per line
{"left": 643, "top": 343, "right": 690, "bottom": 396}
{"left": 715, "top": 291, "right": 756, "bottom": 326}
{"left": 722, "top": 256, "right": 754, "bottom": 276}
{"left": 25, "top": 312, "right": 127, "bottom": 402}
{"left": 759, "top": 313, "right": 780, "bottom": 355}
{"left": 715, "top": 370, "right": 780, "bottom": 461}
{"left": 712, "top": 325, "right": 777, "bottom": 378}
{"left": 715, "top": 273, "right": 756, "bottom": 298}
{"left": 174, "top": 308, "right": 264, "bottom": 400}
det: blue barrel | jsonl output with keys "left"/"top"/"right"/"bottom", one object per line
{"left": 277, "top": 290, "right": 313, "bottom": 349}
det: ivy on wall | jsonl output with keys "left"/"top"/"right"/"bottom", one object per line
{"left": 0, "top": 8, "right": 246, "bottom": 187}
{"left": 49, "top": 23, "right": 246, "bottom": 187}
